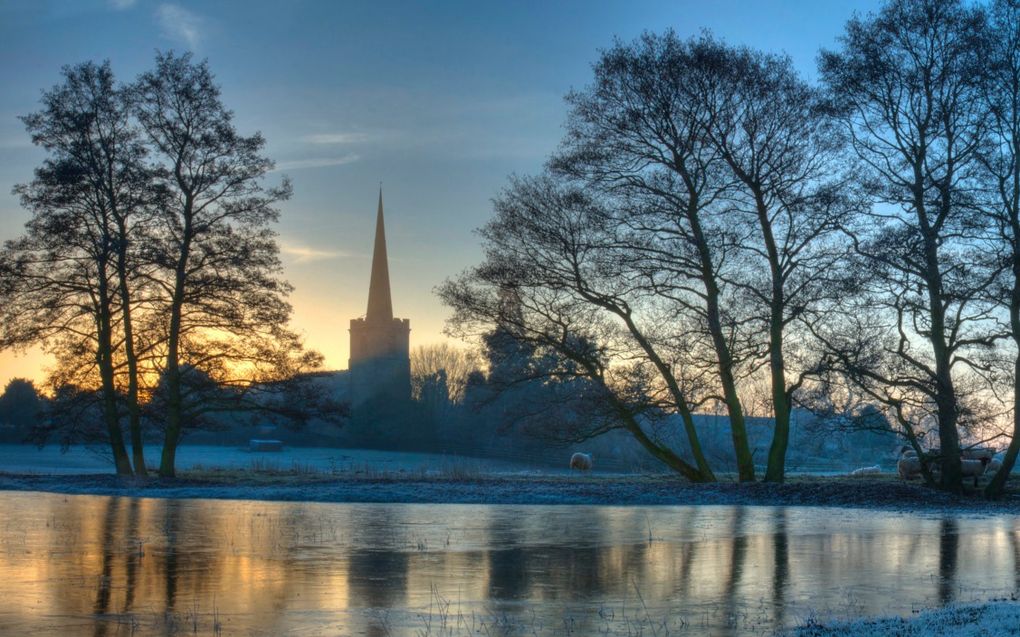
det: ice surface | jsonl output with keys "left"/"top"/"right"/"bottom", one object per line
{"left": 0, "top": 493, "right": 1019, "bottom": 636}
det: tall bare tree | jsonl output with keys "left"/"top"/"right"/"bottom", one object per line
{"left": 441, "top": 177, "right": 717, "bottom": 481}
{"left": 980, "top": 0, "right": 1020, "bottom": 498}
{"left": 1, "top": 62, "right": 155, "bottom": 475}
{"left": 551, "top": 33, "right": 758, "bottom": 480}
{"left": 131, "top": 52, "right": 312, "bottom": 477}
{"left": 700, "top": 46, "right": 853, "bottom": 482}
{"left": 820, "top": 0, "right": 999, "bottom": 491}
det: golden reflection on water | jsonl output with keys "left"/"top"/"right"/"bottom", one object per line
{"left": 0, "top": 492, "right": 1018, "bottom": 636}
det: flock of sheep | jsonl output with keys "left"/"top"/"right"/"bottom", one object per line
{"left": 892, "top": 446, "right": 1004, "bottom": 486}
{"left": 847, "top": 447, "right": 1005, "bottom": 485}
{"left": 571, "top": 447, "right": 1007, "bottom": 483}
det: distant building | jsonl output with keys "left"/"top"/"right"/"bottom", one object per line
{"left": 348, "top": 190, "right": 412, "bottom": 443}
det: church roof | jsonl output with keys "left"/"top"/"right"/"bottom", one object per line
{"left": 366, "top": 188, "right": 394, "bottom": 322}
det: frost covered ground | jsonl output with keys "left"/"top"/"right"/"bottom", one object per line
{"left": 3, "top": 465, "right": 1020, "bottom": 513}
{"left": 0, "top": 443, "right": 542, "bottom": 475}
{"left": 786, "top": 600, "right": 1020, "bottom": 636}
{"left": 3, "top": 443, "right": 1020, "bottom": 513}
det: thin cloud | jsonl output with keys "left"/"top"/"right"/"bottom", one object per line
{"left": 108, "top": 0, "right": 137, "bottom": 9}
{"left": 280, "top": 243, "right": 353, "bottom": 264}
{"left": 273, "top": 154, "right": 360, "bottom": 172}
{"left": 301, "top": 132, "right": 370, "bottom": 145}
{"left": 156, "top": 4, "right": 202, "bottom": 49}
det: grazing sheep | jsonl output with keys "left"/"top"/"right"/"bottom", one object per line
{"left": 850, "top": 465, "right": 882, "bottom": 477}
{"left": 569, "top": 452, "right": 593, "bottom": 472}
{"left": 897, "top": 447, "right": 922, "bottom": 480}
{"left": 986, "top": 457, "right": 1003, "bottom": 477}
{"left": 895, "top": 446, "right": 988, "bottom": 485}
{"left": 961, "top": 457, "right": 990, "bottom": 487}
{"left": 897, "top": 456, "right": 921, "bottom": 480}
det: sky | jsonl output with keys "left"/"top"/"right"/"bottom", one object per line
{"left": 0, "top": 0, "right": 883, "bottom": 390}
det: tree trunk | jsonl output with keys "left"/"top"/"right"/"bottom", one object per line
{"left": 916, "top": 185, "right": 962, "bottom": 493}
{"left": 159, "top": 204, "right": 192, "bottom": 479}
{"left": 688, "top": 210, "right": 755, "bottom": 481}
{"left": 619, "top": 408, "right": 710, "bottom": 481}
{"left": 99, "top": 353, "right": 133, "bottom": 475}
{"left": 678, "top": 402, "right": 716, "bottom": 482}
{"left": 924, "top": 241, "right": 962, "bottom": 492}
{"left": 97, "top": 267, "right": 133, "bottom": 476}
{"left": 115, "top": 219, "right": 146, "bottom": 477}
{"left": 764, "top": 317, "right": 791, "bottom": 483}
{"left": 159, "top": 323, "right": 183, "bottom": 478}
{"left": 755, "top": 191, "right": 790, "bottom": 484}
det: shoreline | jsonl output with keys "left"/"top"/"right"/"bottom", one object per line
{"left": 3, "top": 471, "right": 1020, "bottom": 513}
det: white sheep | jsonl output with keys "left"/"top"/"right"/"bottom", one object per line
{"left": 569, "top": 452, "right": 593, "bottom": 472}
{"left": 961, "top": 457, "right": 990, "bottom": 487}
{"left": 896, "top": 446, "right": 995, "bottom": 485}
{"left": 897, "top": 447, "right": 922, "bottom": 480}
{"left": 986, "top": 457, "right": 1003, "bottom": 477}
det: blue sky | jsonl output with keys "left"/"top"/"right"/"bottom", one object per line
{"left": 0, "top": 0, "right": 881, "bottom": 388}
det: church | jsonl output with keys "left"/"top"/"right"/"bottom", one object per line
{"left": 347, "top": 190, "right": 413, "bottom": 442}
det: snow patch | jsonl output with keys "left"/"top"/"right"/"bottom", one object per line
{"left": 787, "top": 601, "right": 1020, "bottom": 636}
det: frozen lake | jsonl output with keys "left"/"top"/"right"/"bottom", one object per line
{"left": 0, "top": 493, "right": 1018, "bottom": 636}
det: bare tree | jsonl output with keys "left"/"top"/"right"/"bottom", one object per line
{"left": 410, "top": 343, "right": 482, "bottom": 403}
{"left": 1, "top": 62, "right": 155, "bottom": 474}
{"left": 699, "top": 45, "right": 853, "bottom": 482}
{"left": 131, "top": 52, "right": 317, "bottom": 477}
{"left": 551, "top": 33, "right": 757, "bottom": 480}
{"left": 441, "top": 176, "right": 717, "bottom": 481}
{"left": 819, "top": 0, "right": 1000, "bottom": 491}
{"left": 980, "top": 0, "right": 1020, "bottom": 498}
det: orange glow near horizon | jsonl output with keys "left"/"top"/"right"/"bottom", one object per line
{"left": 0, "top": 274, "right": 458, "bottom": 392}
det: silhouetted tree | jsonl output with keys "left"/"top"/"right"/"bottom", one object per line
{"left": 410, "top": 343, "right": 482, "bottom": 403}
{"left": 0, "top": 61, "right": 153, "bottom": 474}
{"left": 0, "top": 378, "right": 42, "bottom": 434}
{"left": 979, "top": 0, "right": 1020, "bottom": 498}
{"left": 550, "top": 33, "right": 761, "bottom": 481}
{"left": 131, "top": 52, "right": 316, "bottom": 476}
{"left": 819, "top": 0, "right": 999, "bottom": 491}
{"left": 697, "top": 42, "right": 854, "bottom": 482}
{"left": 441, "top": 178, "right": 717, "bottom": 481}
{"left": 449, "top": 33, "right": 850, "bottom": 482}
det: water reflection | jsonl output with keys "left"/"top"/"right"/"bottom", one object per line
{"left": 0, "top": 493, "right": 1016, "bottom": 636}
{"left": 772, "top": 508, "right": 789, "bottom": 627}
{"left": 939, "top": 518, "right": 958, "bottom": 605}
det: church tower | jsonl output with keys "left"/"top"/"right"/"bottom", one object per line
{"left": 348, "top": 189, "right": 411, "bottom": 440}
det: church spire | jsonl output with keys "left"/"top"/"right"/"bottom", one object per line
{"left": 365, "top": 187, "right": 394, "bottom": 323}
